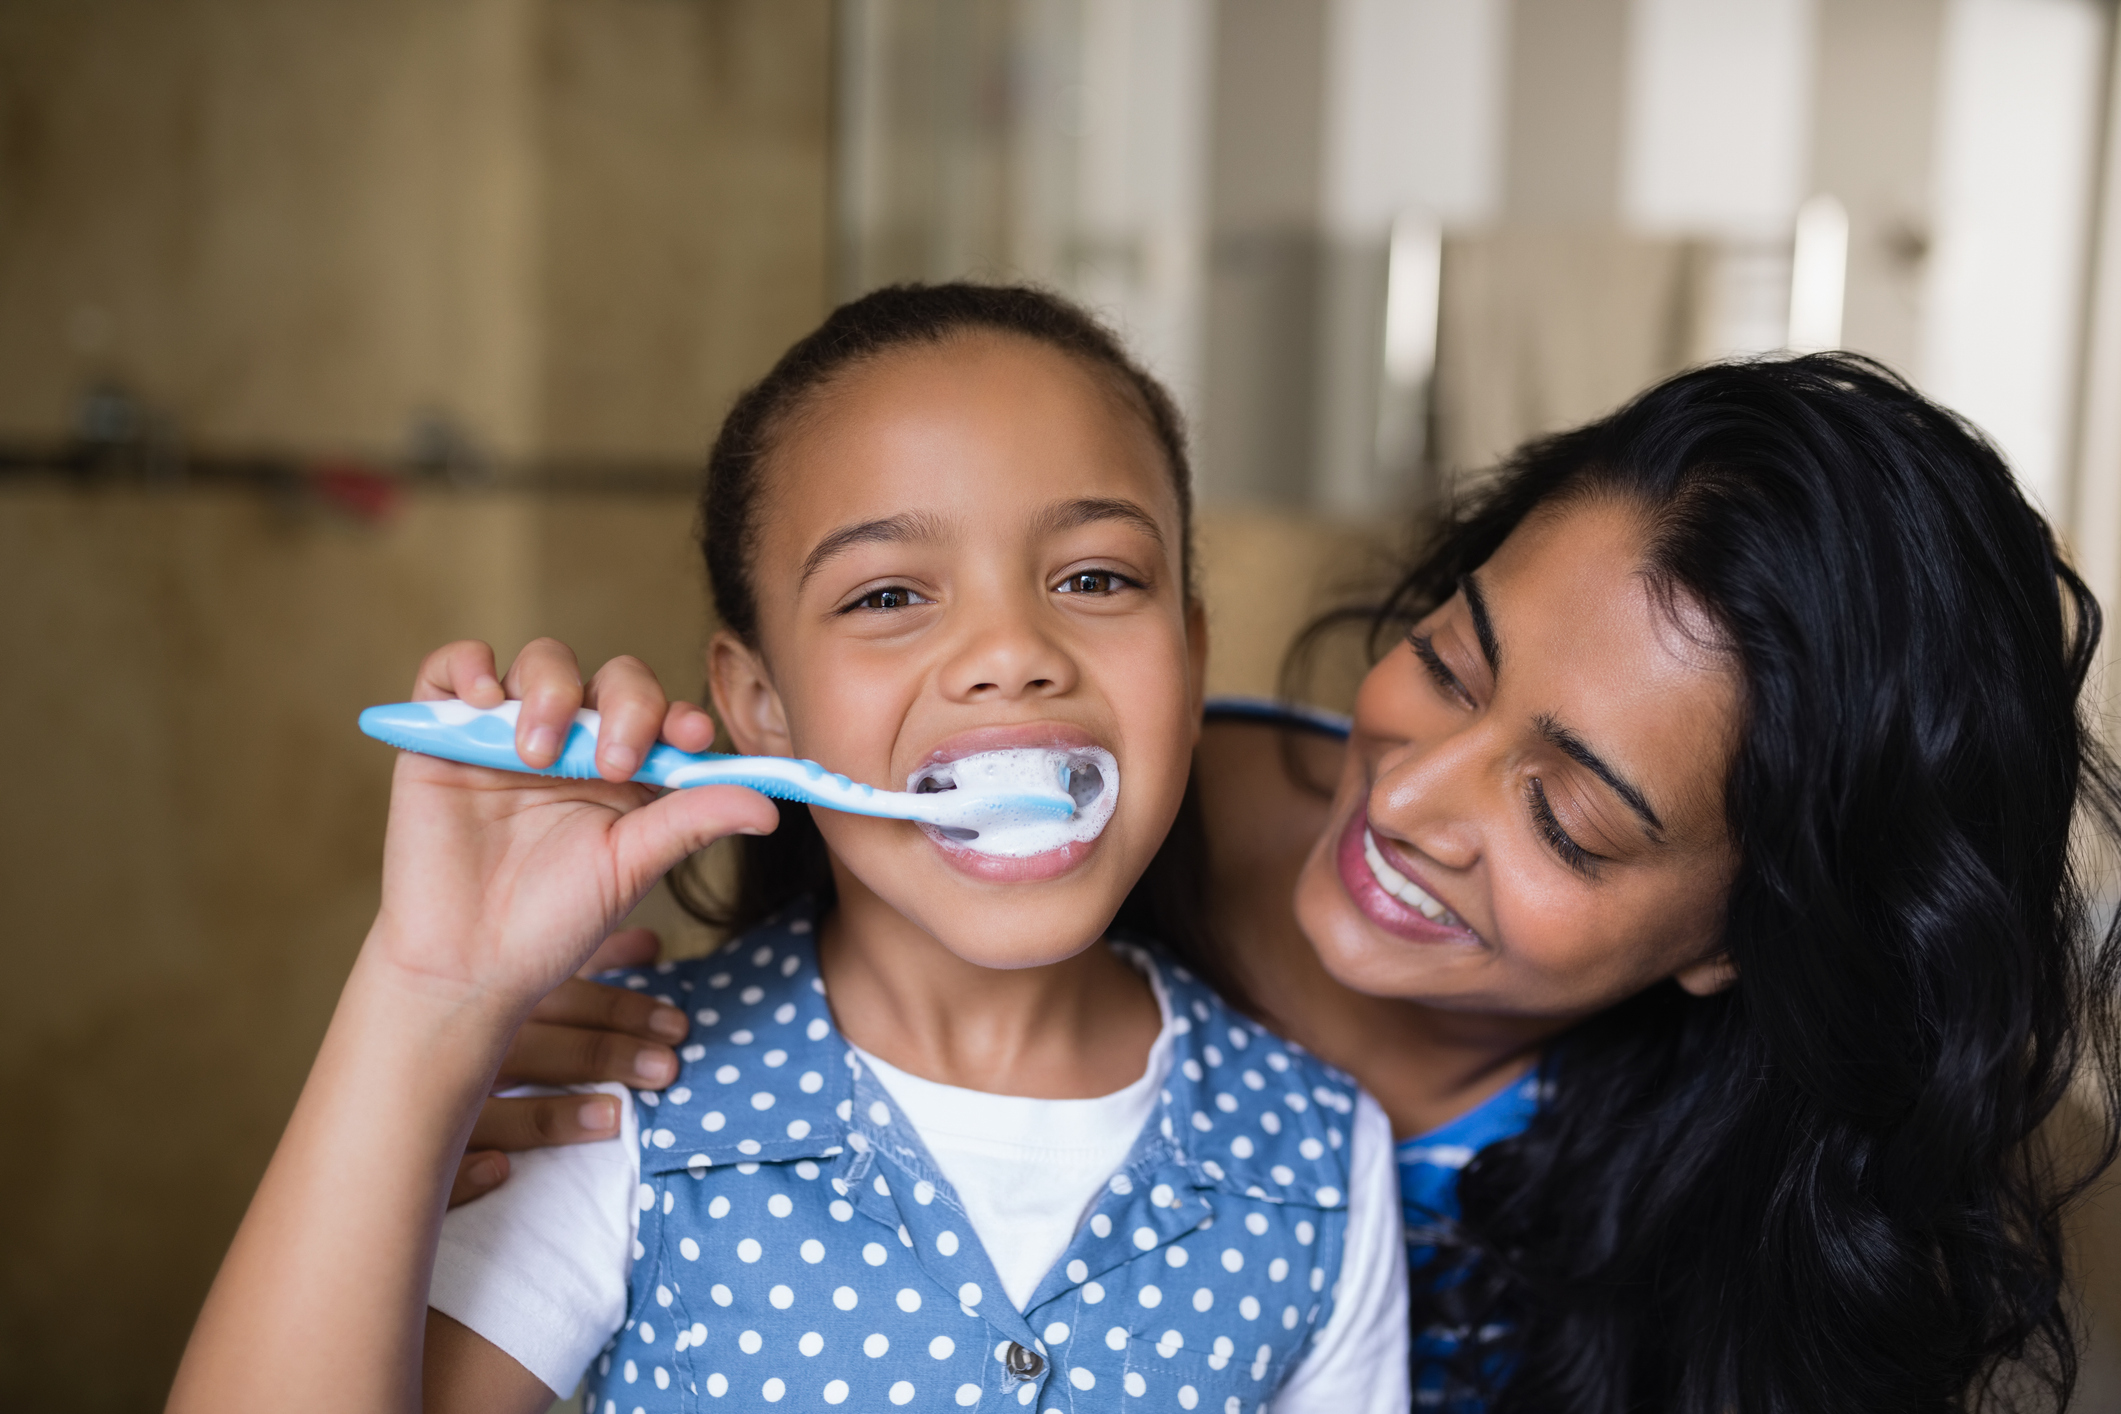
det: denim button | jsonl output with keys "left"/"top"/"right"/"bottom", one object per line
{"left": 1005, "top": 1342, "right": 1045, "bottom": 1379}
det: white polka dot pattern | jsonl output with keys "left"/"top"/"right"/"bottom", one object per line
{"left": 587, "top": 904, "right": 1357, "bottom": 1411}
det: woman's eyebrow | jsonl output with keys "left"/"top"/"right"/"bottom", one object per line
{"left": 1462, "top": 572, "right": 1502, "bottom": 674}
{"left": 798, "top": 509, "right": 952, "bottom": 588}
{"left": 1030, "top": 496, "right": 1165, "bottom": 545}
{"left": 1536, "top": 713, "right": 1666, "bottom": 841}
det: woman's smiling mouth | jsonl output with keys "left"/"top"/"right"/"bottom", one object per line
{"left": 1363, "top": 828, "right": 1466, "bottom": 926}
{"left": 1334, "top": 810, "right": 1476, "bottom": 942}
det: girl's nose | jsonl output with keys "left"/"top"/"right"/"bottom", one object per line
{"left": 941, "top": 594, "right": 1079, "bottom": 703}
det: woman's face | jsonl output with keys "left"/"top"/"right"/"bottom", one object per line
{"left": 1295, "top": 496, "right": 1743, "bottom": 1019}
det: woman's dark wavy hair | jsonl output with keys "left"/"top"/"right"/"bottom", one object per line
{"left": 1366, "top": 354, "right": 2121, "bottom": 1412}
{"left": 668, "top": 281, "right": 1241, "bottom": 1005}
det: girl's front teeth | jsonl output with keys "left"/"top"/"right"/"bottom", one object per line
{"left": 1363, "top": 828, "right": 1465, "bottom": 927}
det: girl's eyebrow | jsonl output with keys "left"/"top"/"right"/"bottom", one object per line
{"left": 798, "top": 509, "right": 952, "bottom": 587}
{"left": 1030, "top": 496, "right": 1165, "bottom": 545}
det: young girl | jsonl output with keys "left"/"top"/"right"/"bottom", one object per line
{"left": 168, "top": 284, "right": 1408, "bottom": 1413}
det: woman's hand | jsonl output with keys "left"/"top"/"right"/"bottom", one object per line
{"left": 449, "top": 927, "right": 687, "bottom": 1207}
{"left": 368, "top": 638, "right": 763, "bottom": 1014}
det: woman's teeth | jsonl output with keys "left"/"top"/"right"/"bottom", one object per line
{"left": 1363, "top": 828, "right": 1465, "bottom": 927}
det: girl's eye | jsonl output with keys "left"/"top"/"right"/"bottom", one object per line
{"left": 1055, "top": 570, "right": 1131, "bottom": 595}
{"left": 1408, "top": 632, "right": 1475, "bottom": 708}
{"left": 1527, "top": 778, "right": 1602, "bottom": 879}
{"left": 849, "top": 585, "right": 929, "bottom": 612}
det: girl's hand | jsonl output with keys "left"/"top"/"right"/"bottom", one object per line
{"left": 168, "top": 645, "right": 769, "bottom": 1414}
{"left": 451, "top": 928, "right": 683, "bottom": 1207}
{"left": 368, "top": 639, "right": 772, "bottom": 1017}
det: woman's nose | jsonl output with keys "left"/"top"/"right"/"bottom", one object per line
{"left": 940, "top": 593, "right": 1079, "bottom": 702}
{"left": 1369, "top": 726, "right": 1487, "bottom": 873}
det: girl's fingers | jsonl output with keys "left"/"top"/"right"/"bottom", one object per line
{"left": 583, "top": 655, "right": 670, "bottom": 782}
{"left": 609, "top": 784, "right": 779, "bottom": 903}
{"left": 577, "top": 926, "right": 664, "bottom": 977}
{"left": 502, "top": 638, "right": 586, "bottom": 767}
{"left": 498, "top": 1018, "right": 680, "bottom": 1089}
{"left": 447, "top": 1151, "right": 511, "bottom": 1208}
{"left": 468, "top": 1092, "right": 625, "bottom": 1151}
{"left": 411, "top": 640, "right": 505, "bottom": 706}
{"left": 524, "top": 975, "right": 688, "bottom": 1042}
{"left": 663, "top": 699, "right": 720, "bottom": 754}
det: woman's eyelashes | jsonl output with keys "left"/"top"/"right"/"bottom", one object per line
{"left": 1409, "top": 632, "right": 1476, "bottom": 708}
{"left": 1527, "top": 778, "right": 1602, "bottom": 878}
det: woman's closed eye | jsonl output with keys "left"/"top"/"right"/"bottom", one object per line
{"left": 842, "top": 584, "right": 933, "bottom": 613}
{"left": 1409, "top": 632, "right": 1476, "bottom": 708}
{"left": 1527, "top": 778, "right": 1602, "bottom": 878}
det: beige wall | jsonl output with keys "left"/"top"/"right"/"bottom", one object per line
{"left": 0, "top": 0, "right": 829, "bottom": 465}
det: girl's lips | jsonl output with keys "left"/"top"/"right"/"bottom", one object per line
{"left": 920, "top": 826, "right": 1101, "bottom": 882}
{"left": 1333, "top": 809, "right": 1478, "bottom": 944}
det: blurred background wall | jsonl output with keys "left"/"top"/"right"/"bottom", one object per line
{"left": 6, "top": 0, "right": 2121, "bottom": 1407}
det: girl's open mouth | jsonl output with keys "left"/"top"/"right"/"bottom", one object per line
{"left": 909, "top": 743, "right": 1120, "bottom": 879}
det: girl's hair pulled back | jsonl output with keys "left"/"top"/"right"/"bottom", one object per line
{"left": 703, "top": 281, "right": 1195, "bottom": 646}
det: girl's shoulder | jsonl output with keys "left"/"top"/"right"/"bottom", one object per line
{"left": 592, "top": 904, "right": 844, "bottom": 1174}
{"left": 1113, "top": 936, "right": 1366, "bottom": 1206}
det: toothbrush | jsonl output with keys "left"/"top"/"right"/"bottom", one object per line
{"left": 357, "top": 698, "right": 1078, "bottom": 839}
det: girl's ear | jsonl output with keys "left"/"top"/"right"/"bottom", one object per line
{"left": 1674, "top": 951, "right": 1738, "bottom": 996}
{"left": 707, "top": 630, "right": 793, "bottom": 757}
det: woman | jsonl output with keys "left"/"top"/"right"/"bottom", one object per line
{"left": 461, "top": 354, "right": 2121, "bottom": 1411}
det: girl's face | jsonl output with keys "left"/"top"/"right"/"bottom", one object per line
{"left": 1295, "top": 497, "right": 1743, "bottom": 1019}
{"left": 711, "top": 332, "right": 1204, "bottom": 969}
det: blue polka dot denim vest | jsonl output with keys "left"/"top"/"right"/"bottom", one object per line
{"left": 582, "top": 902, "right": 1359, "bottom": 1413}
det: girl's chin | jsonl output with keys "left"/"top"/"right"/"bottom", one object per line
{"left": 1330, "top": 808, "right": 1477, "bottom": 944}
{"left": 918, "top": 826, "right": 1101, "bottom": 883}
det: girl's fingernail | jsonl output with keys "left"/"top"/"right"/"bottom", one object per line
{"left": 579, "top": 1097, "right": 618, "bottom": 1132}
{"left": 469, "top": 1154, "right": 503, "bottom": 1186}
{"left": 526, "top": 726, "right": 561, "bottom": 760}
{"left": 634, "top": 1049, "right": 677, "bottom": 1084}
{"left": 473, "top": 674, "right": 501, "bottom": 698}
{"left": 648, "top": 1005, "right": 687, "bottom": 1041}
{"left": 603, "top": 744, "right": 640, "bottom": 776}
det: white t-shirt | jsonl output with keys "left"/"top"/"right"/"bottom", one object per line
{"left": 432, "top": 984, "right": 1408, "bottom": 1412}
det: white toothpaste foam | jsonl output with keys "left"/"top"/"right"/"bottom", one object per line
{"left": 910, "top": 746, "right": 1120, "bottom": 858}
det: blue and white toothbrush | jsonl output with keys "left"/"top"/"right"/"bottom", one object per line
{"left": 358, "top": 698, "right": 1079, "bottom": 841}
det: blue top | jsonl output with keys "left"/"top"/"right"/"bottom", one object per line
{"left": 584, "top": 902, "right": 1368, "bottom": 1412}
{"left": 1399, "top": 1073, "right": 1541, "bottom": 1411}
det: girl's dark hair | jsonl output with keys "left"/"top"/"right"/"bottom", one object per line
{"left": 1366, "top": 353, "right": 2121, "bottom": 1412}
{"left": 671, "top": 282, "right": 1237, "bottom": 1003}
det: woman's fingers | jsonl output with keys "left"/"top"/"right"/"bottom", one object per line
{"left": 411, "top": 640, "right": 505, "bottom": 707}
{"left": 447, "top": 1151, "right": 511, "bottom": 1208}
{"left": 583, "top": 655, "right": 670, "bottom": 782}
{"left": 525, "top": 975, "right": 688, "bottom": 1039}
{"left": 501, "top": 638, "right": 587, "bottom": 768}
{"left": 577, "top": 926, "right": 664, "bottom": 976}
{"left": 500, "top": 1014, "right": 682, "bottom": 1089}
{"left": 467, "top": 1092, "right": 625, "bottom": 1152}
